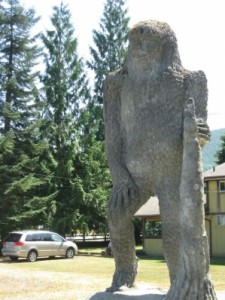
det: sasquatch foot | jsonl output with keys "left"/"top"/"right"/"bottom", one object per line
{"left": 106, "top": 267, "right": 137, "bottom": 292}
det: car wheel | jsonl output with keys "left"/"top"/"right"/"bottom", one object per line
{"left": 65, "top": 247, "right": 74, "bottom": 259}
{"left": 27, "top": 250, "right": 37, "bottom": 262}
{"left": 9, "top": 256, "right": 18, "bottom": 261}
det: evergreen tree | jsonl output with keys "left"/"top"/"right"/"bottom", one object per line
{"left": 88, "top": 0, "right": 130, "bottom": 103}
{"left": 0, "top": 0, "right": 54, "bottom": 239}
{"left": 77, "top": 0, "right": 130, "bottom": 233}
{"left": 41, "top": 1, "right": 90, "bottom": 236}
{"left": 216, "top": 134, "right": 225, "bottom": 164}
{"left": 0, "top": 0, "right": 40, "bottom": 133}
{"left": 75, "top": 115, "right": 111, "bottom": 234}
{"left": 87, "top": 0, "right": 130, "bottom": 140}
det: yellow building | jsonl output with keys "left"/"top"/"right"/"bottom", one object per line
{"left": 204, "top": 163, "right": 225, "bottom": 257}
{"left": 135, "top": 163, "right": 225, "bottom": 258}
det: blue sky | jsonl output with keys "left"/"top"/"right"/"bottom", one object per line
{"left": 22, "top": 0, "right": 225, "bottom": 130}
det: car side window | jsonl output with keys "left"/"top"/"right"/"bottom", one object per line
{"left": 42, "top": 233, "right": 52, "bottom": 241}
{"left": 25, "top": 234, "right": 33, "bottom": 241}
{"left": 51, "top": 234, "right": 63, "bottom": 242}
{"left": 32, "top": 233, "right": 42, "bottom": 241}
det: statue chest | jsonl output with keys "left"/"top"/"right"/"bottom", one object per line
{"left": 121, "top": 77, "right": 184, "bottom": 134}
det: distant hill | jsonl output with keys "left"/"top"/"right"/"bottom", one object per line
{"left": 202, "top": 128, "right": 225, "bottom": 171}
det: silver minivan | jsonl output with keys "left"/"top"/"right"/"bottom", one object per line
{"left": 2, "top": 230, "right": 78, "bottom": 262}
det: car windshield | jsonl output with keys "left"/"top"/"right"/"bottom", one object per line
{"left": 5, "top": 233, "right": 22, "bottom": 242}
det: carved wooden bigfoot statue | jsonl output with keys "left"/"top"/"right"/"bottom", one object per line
{"left": 103, "top": 20, "right": 217, "bottom": 299}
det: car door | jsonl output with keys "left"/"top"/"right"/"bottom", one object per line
{"left": 41, "top": 233, "right": 53, "bottom": 256}
{"left": 50, "top": 233, "right": 65, "bottom": 256}
{"left": 33, "top": 233, "right": 52, "bottom": 257}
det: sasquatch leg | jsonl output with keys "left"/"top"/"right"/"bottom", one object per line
{"left": 106, "top": 181, "right": 145, "bottom": 292}
{"left": 157, "top": 183, "right": 181, "bottom": 283}
{"left": 106, "top": 213, "right": 138, "bottom": 292}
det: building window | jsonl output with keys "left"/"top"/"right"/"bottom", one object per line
{"left": 217, "top": 215, "right": 225, "bottom": 226}
{"left": 219, "top": 181, "right": 225, "bottom": 192}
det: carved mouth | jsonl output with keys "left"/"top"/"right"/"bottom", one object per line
{"left": 130, "top": 52, "right": 149, "bottom": 59}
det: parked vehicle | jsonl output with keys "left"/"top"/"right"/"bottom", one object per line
{"left": 2, "top": 230, "right": 78, "bottom": 262}
{"left": 105, "top": 241, "right": 113, "bottom": 255}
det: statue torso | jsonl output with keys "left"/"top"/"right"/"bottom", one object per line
{"left": 120, "top": 71, "right": 184, "bottom": 178}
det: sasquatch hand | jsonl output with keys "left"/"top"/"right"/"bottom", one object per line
{"left": 184, "top": 99, "right": 210, "bottom": 148}
{"left": 196, "top": 118, "right": 210, "bottom": 148}
{"left": 108, "top": 178, "right": 139, "bottom": 217}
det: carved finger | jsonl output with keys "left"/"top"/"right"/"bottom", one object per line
{"left": 183, "top": 98, "right": 198, "bottom": 135}
{"left": 198, "top": 125, "right": 209, "bottom": 132}
{"left": 197, "top": 124, "right": 210, "bottom": 149}
{"left": 109, "top": 187, "right": 121, "bottom": 210}
{"left": 197, "top": 121, "right": 207, "bottom": 127}
{"left": 108, "top": 192, "right": 116, "bottom": 210}
{"left": 129, "top": 187, "right": 137, "bottom": 201}
{"left": 198, "top": 132, "right": 210, "bottom": 140}
{"left": 198, "top": 126, "right": 210, "bottom": 133}
{"left": 123, "top": 186, "right": 130, "bottom": 207}
{"left": 184, "top": 98, "right": 195, "bottom": 115}
{"left": 116, "top": 191, "right": 123, "bottom": 210}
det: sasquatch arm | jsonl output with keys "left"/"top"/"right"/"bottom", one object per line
{"left": 184, "top": 70, "right": 210, "bottom": 147}
{"left": 103, "top": 71, "right": 130, "bottom": 186}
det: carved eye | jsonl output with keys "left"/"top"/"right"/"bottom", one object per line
{"left": 143, "top": 39, "right": 160, "bottom": 53}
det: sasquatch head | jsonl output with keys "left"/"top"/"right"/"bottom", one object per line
{"left": 126, "top": 20, "right": 182, "bottom": 75}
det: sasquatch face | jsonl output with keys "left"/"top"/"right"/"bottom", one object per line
{"left": 126, "top": 20, "right": 181, "bottom": 76}
{"left": 129, "top": 37, "right": 162, "bottom": 60}
{"left": 127, "top": 36, "right": 162, "bottom": 75}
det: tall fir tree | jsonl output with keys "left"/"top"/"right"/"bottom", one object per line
{"left": 88, "top": 0, "right": 130, "bottom": 106}
{"left": 0, "top": 0, "right": 40, "bottom": 133}
{"left": 77, "top": 0, "right": 130, "bottom": 233}
{"left": 41, "top": 1, "right": 90, "bottom": 236}
{"left": 0, "top": 0, "right": 54, "bottom": 239}
{"left": 216, "top": 134, "right": 225, "bottom": 164}
{"left": 75, "top": 115, "right": 111, "bottom": 234}
{"left": 87, "top": 0, "right": 130, "bottom": 140}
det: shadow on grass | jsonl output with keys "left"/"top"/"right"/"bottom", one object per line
{"left": 210, "top": 258, "right": 225, "bottom": 265}
{"left": 0, "top": 256, "right": 68, "bottom": 264}
{"left": 136, "top": 251, "right": 166, "bottom": 263}
{"left": 78, "top": 250, "right": 166, "bottom": 264}
{"left": 137, "top": 255, "right": 225, "bottom": 266}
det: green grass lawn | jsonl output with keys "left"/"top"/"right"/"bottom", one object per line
{"left": 77, "top": 246, "right": 225, "bottom": 291}
{"left": 0, "top": 247, "right": 224, "bottom": 299}
{"left": 1, "top": 251, "right": 224, "bottom": 290}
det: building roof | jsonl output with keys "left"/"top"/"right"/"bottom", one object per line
{"left": 204, "top": 162, "right": 225, "bottom": 181}
{"left": 135, "top": 196, "right": 160, "bottom": 217}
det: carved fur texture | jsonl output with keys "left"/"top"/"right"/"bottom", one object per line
{"left": 104, "top": 20, "right": 215, "bottom": 298}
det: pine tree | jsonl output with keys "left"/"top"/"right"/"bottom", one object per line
{"left": 88, "top": 0, "right": 130, "bottom": 104}
{"left": 75, "top": 118, "right": 111, "bottom": 234}
{"left": 87, "top": 0, "right": 130, "bottom": 141}
{"left": 0, "top": 0, "right": 40, "bottom": 134}
{"left": 216, "top": 134, "right": 225, "bottom": 164}
{"left": 77, "top": 0, "right": 130, "bottom": 234}
{"left": 41, "top": 1, "right": 90, "bottom": 236}
{"left": 0, "top": 0, "right": 54, "bottom": 239}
